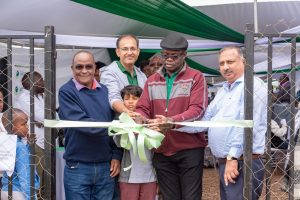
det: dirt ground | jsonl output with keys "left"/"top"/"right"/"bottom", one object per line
{"left": 202, "top": 167, "right": 289, "bottom": 200}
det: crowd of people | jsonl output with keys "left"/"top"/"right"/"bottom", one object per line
{"left": 1, "top": 32, "right": 296, "bottom": 200}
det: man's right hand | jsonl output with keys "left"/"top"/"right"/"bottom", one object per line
{"left": 147, "top": 115, "right": 174, "bottom": 133}
{"left": 224, "top": 160, "right": 239, "bottom": 186}
{"left": 127, "top": 111, "right": 148, "bottom": 124}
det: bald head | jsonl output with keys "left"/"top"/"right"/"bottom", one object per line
{"left": 72, "top": 50, "right": 95, "bottom": 66}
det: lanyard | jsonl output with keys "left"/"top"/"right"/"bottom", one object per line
{"left": 165, "top": 72, "right": 178, "bottom": 113}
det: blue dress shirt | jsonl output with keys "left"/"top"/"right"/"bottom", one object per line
{"left": 177, "top": 76, "right": 267, "bottom": 158}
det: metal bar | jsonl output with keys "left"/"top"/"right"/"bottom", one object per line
{"left": 265, "top": 37, "right": 273, "bottom": 200}
{"left": 253, "top": 33, "right": 298, "bottom": 38}
{"left": 253, "top": 0, "right": 258, "bottom": 33}
{"left": 44, "top": 26, "right": 56, "bottom": 200}
{"left": 7, "top": 38, "right": 13, "bottom": 200}
{"left": 29, "top": 38, "right": 36, "bottom": 200}
{"left": 289, "top": 37, "right": 296, "bottom": 200}
{"left": 0, "top": 35, "right": 44, "bottom": 39}
{"left": 244, "top": 24, "right": 254, "bottom": 200}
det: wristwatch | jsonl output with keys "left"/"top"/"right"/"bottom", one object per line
{"left": 226, "top": 155, "right": 238, "bottom": 161}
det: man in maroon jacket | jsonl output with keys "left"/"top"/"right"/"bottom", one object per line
{"left": 136, "top": 33, "right": 208, "bottom": 200}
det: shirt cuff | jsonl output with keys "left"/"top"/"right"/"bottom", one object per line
{"left": 228, "top": 146, "right": 243, "bottom": 158}
{"left": 112, "top": 153, "right": 123, "bottom": 161}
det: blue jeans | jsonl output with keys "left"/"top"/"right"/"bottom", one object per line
{"left": 64, "top": 161, "right": 115, "bottom": 200}
{"left": 218, "top": 159, "right": 264, "bottom": 200}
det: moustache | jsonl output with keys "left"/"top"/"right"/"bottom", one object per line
{"left": 223, "top": 69, "right": 233, "bottom": 74}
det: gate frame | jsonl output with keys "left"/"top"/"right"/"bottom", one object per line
{"left": 0, "top": 26, "right": 56, "bottom": 200}
{"left": 244, "top": 24, "right": 298, "bottom": 200}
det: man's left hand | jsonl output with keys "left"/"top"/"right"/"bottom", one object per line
{"left": 224, "top": 160, "right": 239, "bottom": 186}
{"left": 110, "top": 159, "right": 120, "bottom": 177}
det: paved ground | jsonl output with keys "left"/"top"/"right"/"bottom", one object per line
{"left": 202, "top": 167, "right": 289, "bottom": 200}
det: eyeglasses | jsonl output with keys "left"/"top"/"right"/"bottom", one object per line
{"left": 74, "top": 64, "right": 94, "bottom": 70}
{"left": 119, "top": 47, "right": 138, "bottom": 53}
{"left": 161, "top": 53, "right": 183, "bottom": 60}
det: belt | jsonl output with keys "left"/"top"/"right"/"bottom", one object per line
{"left": 218, "top": 154, "right": 261, "bottom": 165}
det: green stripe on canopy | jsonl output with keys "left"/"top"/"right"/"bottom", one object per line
{"left": 72, "top": 0, "right": 244, "bottom": 43}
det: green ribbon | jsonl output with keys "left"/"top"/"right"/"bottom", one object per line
{"left": 108, "top": 113, "right": 165, "bottom": 163}
{"left": 175, "top": 120, "right": 253, "bottom": 128}
{"left": 44, "top": 116, "right": 253, "bottom": 165}
{"left": 44, "top": 113, "right": 165, "bottom": 164}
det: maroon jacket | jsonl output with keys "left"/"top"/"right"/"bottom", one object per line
{"left": 136, "top": 64, "right": 208, "bottom": 155}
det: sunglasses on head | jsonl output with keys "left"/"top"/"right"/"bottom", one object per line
{"left": 74, "top": 64, "right": 94, "bottom": 70}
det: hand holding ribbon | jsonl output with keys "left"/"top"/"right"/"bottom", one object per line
{"left": 108, "top": 112, "right": 165, "bottom": 163}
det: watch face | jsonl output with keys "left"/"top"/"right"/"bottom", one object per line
{"left": 226, "top": 155, "right": 237, "bottom": 160}
{"left": 226, "top": 155, "right": 232, "bottom": 160}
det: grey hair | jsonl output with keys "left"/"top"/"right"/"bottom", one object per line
{"left": 219, "top": 46, "right": 245, "bottom": 59}
{"left": 72, "top": 50, "right": 95, "bottom": 65}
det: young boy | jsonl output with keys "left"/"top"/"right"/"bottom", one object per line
{"left": 117, "top": 85, "right": 157, "bottom": 200}
{"left": 1, "top": 108, "right": 40, "bottom": 200}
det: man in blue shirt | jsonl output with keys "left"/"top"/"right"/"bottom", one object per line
{"left": 58, "top": 50, "right": 122, "bottom": 200}
{"left": 177, "top": 46, "right": 267, "bottom": 200}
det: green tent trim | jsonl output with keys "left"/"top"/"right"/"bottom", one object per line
{"left": 72, "top": 0, "right": 244, "bottom": 43}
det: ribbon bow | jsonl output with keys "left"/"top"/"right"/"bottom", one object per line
{"left": 109, "top": 113, "right": 165, "bottom": 163}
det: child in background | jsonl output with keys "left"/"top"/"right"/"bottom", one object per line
{"left": 116, "top": 85, "right": 157, "bottom": 200}
{"left": 1, "top": 108, "right": 40, "bottom": 200}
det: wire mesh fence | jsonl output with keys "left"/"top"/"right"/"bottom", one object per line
{"left": 0, "top": 27, "right": 56, "bottom": 200}
{"left": 245, "top": 24, "right": 299, "bottom": 200}
{"left": 0, "top": 24, "right": 300, "bottom": 200}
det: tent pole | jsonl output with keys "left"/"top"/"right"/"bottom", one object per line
{"left": 254, "top": 0, "right": 259, "bottom": 33}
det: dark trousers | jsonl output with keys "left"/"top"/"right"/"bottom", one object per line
{"left": 218, "top": 159, "right": 264, "bottom": 200}
{"left": 153, "top": 148, "right": 205, "bottom": 200}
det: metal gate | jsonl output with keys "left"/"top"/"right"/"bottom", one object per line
{"left": 0, "top": 26, "right": 56, "bottom": 200}
{"left": 244, "top": 24, "right": 299, "bottom": 200}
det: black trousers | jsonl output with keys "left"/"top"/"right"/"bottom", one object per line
{"left": 153, "top": 148, "right": 205, "bottom": 200}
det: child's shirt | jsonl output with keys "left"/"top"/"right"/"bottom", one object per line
{"left": 1, "top": 136, "right": 40, "bottom": 200}
{"left": 127, "top": 147, "right": 156, "bottom": 183}
{"left": 114, "top": 135, "right": 156, "bottom": 183}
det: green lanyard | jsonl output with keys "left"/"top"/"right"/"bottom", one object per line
{"left": 165, "top": 72, "right": 178, "bottom": 113}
